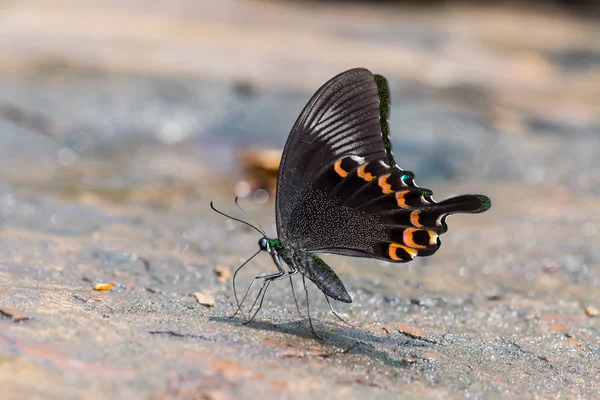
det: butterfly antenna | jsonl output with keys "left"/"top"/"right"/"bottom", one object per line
{"left": 230, "top": 249, "right": 262, "bottom": 318}
{"left": 210, "top": 201, "right": 264, "bottom": 236}
{"left": 235, "top": 196, "right": 266, "bottom": 236}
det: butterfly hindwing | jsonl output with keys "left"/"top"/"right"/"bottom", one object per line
{"left": 286, "top": 155, "right": 488, "bottom": 262}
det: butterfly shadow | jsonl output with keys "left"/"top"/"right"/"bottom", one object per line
{"left": 210, "top": 315, "right": 437, "bottom": 369}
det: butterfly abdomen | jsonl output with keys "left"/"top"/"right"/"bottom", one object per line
{"left": 302, "top": 253, "right": 352, "bottom": 303}
{"left": 279, "top": 244, "right": 352, "bottom": 303}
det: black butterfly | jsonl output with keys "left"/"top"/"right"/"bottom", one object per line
{"left": 212, "top": 68, "right": 491, "bottom": 337}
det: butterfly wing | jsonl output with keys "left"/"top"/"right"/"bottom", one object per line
{"left": 285, "top": 155, "right": 490, "bottom": 262}
{"left": 277, "top": 68, "right": 491, "bottom": 262}
{"left": 276, "top": 68, "right": 392, "bottom": 237}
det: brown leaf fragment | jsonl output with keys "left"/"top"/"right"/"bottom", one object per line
{"left": 283, "top": 347, "right": 332, "bottom": 359}
{"left": 263, "top": 337, "right": 287, "bottom": 349}
{"left": 0, "top": 307, "right": 33, "bottom": 322}
{"left": 194, "top": 292, "right": 215, "bottom": 307}
{"left": 420, "top": 351, "right": 450, "bottom": 361}
{"left": 211, "top": 357, "right": 264, "bottom": 380}
{"left": 381, "top": 322, "right": 439, "bottom": 344}
{"left": 271, "top": 380, "right": 288, "bottom": 391}
{"left": 351, "top": 373, "right": 384, "bottom": 388}
{"left": 0, "top": 335, "right": 134, "bottom": 377}
{"left": 264, "top": 338, "right": 332, "bottom": 358}
{"left": 149, "top": 331, "right": 212, "bottom": 341}
{"left": 565, "top": 335, "right": 586, "bottom": 349}
{"left": 202, "top": 390, "right": 230, "bottom": 400}
{"left": 283, "top": 350, "right": 305, "bottom": 358}
{"left": 394, "top": 323, "right": 424, "bottom": 337}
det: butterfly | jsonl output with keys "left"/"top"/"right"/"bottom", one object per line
{"left": 212, "top": 68, "right": 491, "bottom": 338}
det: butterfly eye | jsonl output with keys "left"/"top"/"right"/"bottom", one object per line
{"left": 258, "top": 238, "right": 269, "bottom": 251}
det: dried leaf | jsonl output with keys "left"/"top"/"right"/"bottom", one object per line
{"left": 0, "top": 307, "right": 33, "bottom": 322}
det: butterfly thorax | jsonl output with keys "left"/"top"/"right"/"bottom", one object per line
{"left": 267, "top": 238, "right": 284, "bottom": 251}
{"left": 266, "top": 238, "right": 351, "bottom": 303}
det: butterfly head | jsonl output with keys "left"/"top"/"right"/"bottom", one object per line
{"left": 258, "top": 237, "right": 283, "bottom": 254}
{"left": 258, "top": 237, "right": 270, "bottom": 252}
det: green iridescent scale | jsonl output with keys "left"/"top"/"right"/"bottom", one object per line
{"left": 477, "top": 195, "right": 492, "bottom": 211}
{"left": 374, "top": 74, "right": 395, "bottom": 168}
{"left": 309, "top": 254, "right": 344, "bottom": 287}
{"left": 268, "top": 239, "right": 283, "bottom": 249}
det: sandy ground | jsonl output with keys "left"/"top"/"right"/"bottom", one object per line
{"left": 0, "top": 1, "right": 599, "bottom": 399}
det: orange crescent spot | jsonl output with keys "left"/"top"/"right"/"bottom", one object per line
{"left": 395, "top": 190, "right": 410, "bottom": 207}
{"left": 357, "top": 163, "right": 374, "bottom": 181}
{"left": 403, "top": 228, "right": 427, "bottom": 249}
{"left": 333, "top": 159, "right": 348, "bottom": 177}
{"left": 389, "top": 243, "right": 418, "bottom": 260}
{"left": 428, "top": 231, "right": 438, "bottom": 245}
{"left": 378, "top": 174, "right": 393, "bottom": 194}
{"left": 410, "top": 210, "right": 423, "bottom": 227}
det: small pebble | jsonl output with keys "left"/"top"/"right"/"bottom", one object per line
{"left": 203, "top": 390, "right": 229, "bottom": 400}
{"left": 541, "top": 259, "right": 559, "bottom": 273}
{"left": 585, "top": 306, "right": 599, "bottom": 317}
{"left": 194, "top": 292, "right": 215, "bottom": 307}
{"left": 214, "top": 266, "right": 232, "bottom": 283}
{"left": 93, "top": 283, "right": 114, "bottom": 291}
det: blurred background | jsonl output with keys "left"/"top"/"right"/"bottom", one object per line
{"left": 1, "top": 1, "right": 600, "bottom": 398}
{"left": 1, "top": 0, "right": 599, "bottom": 205}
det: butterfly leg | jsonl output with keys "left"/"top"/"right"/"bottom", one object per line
{"left": 230, "top": 249, "right": 290, "bottom": 318}
{"left": 289, "top": 275, "right": 304, "bottom": 318}
{"left": 244, "top": 270, "right": 299, "bottom": 325}
{"left": 231, "top": 270, "right": 284, "bottom": 319}
{"left": 302, "top": 274, "right": 323, "bottom": 340}
{"left": 230, "top": 249, "right": 263, "bottom": 319}
{"left": 324, "top": 294, "right": 355, "bottom": 327}
{"left": 280, "top": 260, "right": 303, "bottom": 318}
{"left": 243, "top": 279, "right": 273, "bottom": 324}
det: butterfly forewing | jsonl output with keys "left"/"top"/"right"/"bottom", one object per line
{"left": 276, "top": 68, "right": 388, "bottom": 237}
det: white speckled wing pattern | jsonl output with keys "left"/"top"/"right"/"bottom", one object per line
{"left": 276, "top": 68, "right": 388, "bottom": 237}
{"left": 286, "top": 155, "right": 489, "bottom": 262}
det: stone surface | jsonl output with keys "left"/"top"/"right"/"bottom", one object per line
{"left": 0, "top": 1, "right": 598, "bottom": 399}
